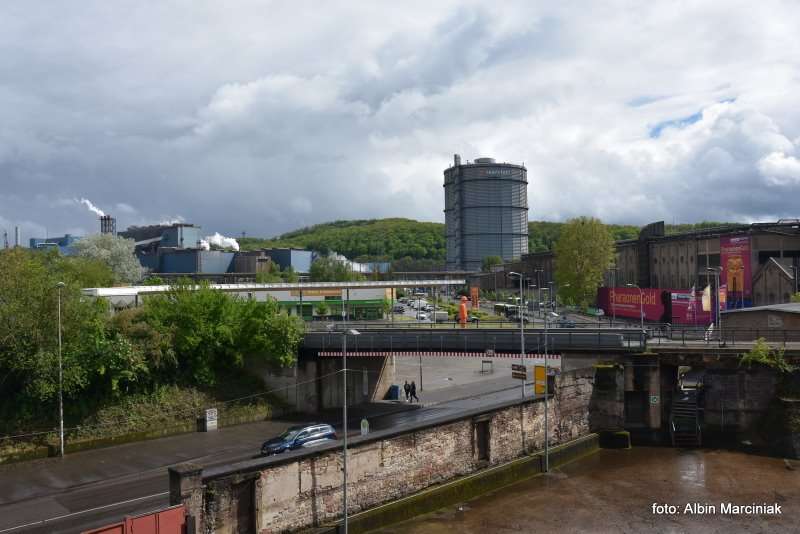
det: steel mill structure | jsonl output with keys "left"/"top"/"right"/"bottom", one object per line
{"left": 444, "top": 154, "right": 529, "bottom": 271}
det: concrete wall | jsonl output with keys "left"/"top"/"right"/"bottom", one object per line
{"left": 171, "top": 368, "right": 596, "bottom": 533}
{"left": 704, "top": 368, "right": 778, "bottom": 430}
{"left": 317, "top": 355, "right": 395, "bottom": 409}
{"left": 248, "top": 354, "right": 394, "bottom": 414}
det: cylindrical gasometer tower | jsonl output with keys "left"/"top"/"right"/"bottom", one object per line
{"left": 444, "top": 154, "right": 528, "bottom": 271}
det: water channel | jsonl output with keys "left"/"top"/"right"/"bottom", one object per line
{"left": 377, "top": 447, "right": 799, "bottom": 533}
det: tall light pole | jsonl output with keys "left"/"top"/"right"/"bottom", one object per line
{"left": 509, "top": 272, "right": 526, "bottom": 400}
{"left": 626, "top": 283, "right": 644, "bottom": 339}
{"left": 328, "top": 325, "right": 360, "bottom": 534}
{"left": 543, "top": 307, "right": 556, "bottom": 473}
{"left": 534, "top": 269, "right": 543, "bottom": 318}
{"left": 56, "top": 282, "right": 65, "bottom": 458}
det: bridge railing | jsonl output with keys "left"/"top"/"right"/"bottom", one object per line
{"left": 304, "top": 321, "right": 800, "bottom": 352}
{"left": 644, "top": 325, "right": 800, "bottom": 347}
{"left": 304, "top": 328, "right": 647, "bottom": 352}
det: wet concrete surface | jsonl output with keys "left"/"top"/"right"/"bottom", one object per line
{"left": 0, "top": 378, "right": 527, "bottom": 533}
{"left": 377, "top": 447, "right": 800, "bottom": 534}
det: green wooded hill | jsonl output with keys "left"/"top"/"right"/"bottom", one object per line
{"left": 240, "top": 219, "right": 737, "bottom": 264}
{"left": 240, "top": 219, "right": 446, "bottom": 263}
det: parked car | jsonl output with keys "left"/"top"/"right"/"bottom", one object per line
{"left": 392, "top": 304, "right": 405, "bottom": 313}
{"left": 558, "top": 317, "right": 576, "bottom": 328}
{"left": 301, "top": 437, "right": 336, "bottom": 449}
{"left": 261, "top": 424, "right": 336, "bottom": 456}
{"left": 417, "top": 312, "right": 429, "bottom": 321}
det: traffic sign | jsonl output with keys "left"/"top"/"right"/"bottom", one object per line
{"left": 534, "top": 365, "right": 546, "bottom": 395}
{"left": 511, "top": 363, "right": 527, "bottom": 380}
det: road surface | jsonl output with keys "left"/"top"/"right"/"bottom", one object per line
{"left": 0, "top": 375, "right": 525, "bottom": 533}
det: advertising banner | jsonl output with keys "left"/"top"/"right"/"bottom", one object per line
{"left": 598, "top": 287, "right": 666, "bottom": 322}
{"left": 720, "top": 236, "right": 752, "bottom": 309}
{"left": 597, "top": 287, "right": 711, "bottom": 325}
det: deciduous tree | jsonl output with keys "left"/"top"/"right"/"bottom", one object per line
{"left": 481, "top": 255, "right": 503, "bottom": 272}
{"left": 554, "top": 217, "right": 614, "bottom": 307}
{"left": 71, "top": 234, "right": 145, "bottom": 284}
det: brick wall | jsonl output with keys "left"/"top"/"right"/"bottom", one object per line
{"left": 171, "top": 368, "right": 597, "bottom": 533}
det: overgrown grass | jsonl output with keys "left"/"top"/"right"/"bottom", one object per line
{"left": 1, "top": 378, "right": 284, "bottom": 461}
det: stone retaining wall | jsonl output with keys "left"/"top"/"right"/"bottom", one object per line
{"left": 170, "top": 367, "right": 596, "bottom": 533}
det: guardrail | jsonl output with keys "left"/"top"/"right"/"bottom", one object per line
{"left": 643, "top": 325, "right": 800, "bottom": 347}
{"left": 305, "top": 320, "right": 800, "bottom": 348}
{"left": 303, "top": 328, "right": 645, "bottom": 352}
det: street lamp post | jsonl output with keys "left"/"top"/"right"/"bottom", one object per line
{"left": 509, "top": 272, "right": 526, "bottom": 400}
{"left": 534, "top": 269, "right": 543, "bottom": 318}
{"left": 543, "top": 308, "right": 556, "bottom": 473}
{"left": 328, "top": 326, "right": 360, "bottom": 534}
{"left": 56, "top": 282, "right": 65, "bottom": 458}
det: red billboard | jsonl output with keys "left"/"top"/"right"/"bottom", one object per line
{"left": 720, "top": 236, "right": 752, "bottom": 309}
{"left": 597, "top": 287, "right": 711, "bottom": 325}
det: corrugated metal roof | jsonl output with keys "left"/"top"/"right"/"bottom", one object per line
{"left": 723, "top": 302, "right": 800, "bottom": 315}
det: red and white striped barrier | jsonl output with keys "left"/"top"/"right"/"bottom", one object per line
{"left": 317, "top": 351, "right": 561, "bottom": 361}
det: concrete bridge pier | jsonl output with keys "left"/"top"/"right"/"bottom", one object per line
{"left": 622, "top": 355, "right": 664, "bottom": 442}
{"left": 249, "top": 352, "right": 395, "bottom": 415}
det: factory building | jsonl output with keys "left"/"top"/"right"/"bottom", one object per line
{"left": 263, "top": 248, "right": 313, "bottom": 274}
{"left": 611, "top": 221, "right": 800, "bottom": 308}
{"left": 444, "top": 154, "right": 529, "bottom": 271}
{"left": 119, "top": 223, "right": 236, "bottom": 275}
{"left": 84, "top": 283, "right": 395, "bottom": 320}
{"left": 119, "top": 223, "right": 321, "bottom": 279}
{"left": 29, "top": 234, "right": 81, "bottom": 255}
{"left": 472, "top": 220, "right": 800, "bottom": 315}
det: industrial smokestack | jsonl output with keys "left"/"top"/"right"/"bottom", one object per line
{"left": 14, "top": 226, "right": 20, "bottom": 248}
{"left": 100, "top": 215, "right": 116, "bottom": 235}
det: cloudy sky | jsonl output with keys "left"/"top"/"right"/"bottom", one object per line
{"left": 1, "top": 1, "right": 799, "bottom": 242}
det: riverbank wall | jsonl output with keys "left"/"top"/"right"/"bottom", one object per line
{"left": 169, "top": 367, "right": 598, "bottom": 533}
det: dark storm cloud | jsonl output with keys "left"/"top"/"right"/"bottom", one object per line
{"left": 1, "top": 1, "right": 799, "bottom": 244}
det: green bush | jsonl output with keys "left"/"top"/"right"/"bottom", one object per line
{"left": 739, "top": 338, "right": 796, "bottom": 374}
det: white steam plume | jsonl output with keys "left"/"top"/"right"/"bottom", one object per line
{"left": 200, "top": 232, "right": 240, "bottom": 251}
{"left": 157, "top": 216, "right": 186, "bottom": 225}
{"left": 78, "top": 198, "right": 105, "bottom": 217}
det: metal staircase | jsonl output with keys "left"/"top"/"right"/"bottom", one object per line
{"left": 670, "top": 390, "right": 701, "bottom": 447}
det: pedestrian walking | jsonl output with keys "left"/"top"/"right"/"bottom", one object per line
{"left": 403, "top": 380, "right": 411, "bottom": 402}
{"left": 410, "top": 381, "right": 419, "bottom": 403}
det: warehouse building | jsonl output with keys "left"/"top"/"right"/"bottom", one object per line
{"left": 444, "top": 154, "right": 529, "bottom": 271}
{"left": 722, "top": 302, "right": 800, "bottom": 340}
{"left": 83, "top": 280, "right": 465, "bottom": 320}
{"left": 473, "top": 220, "right": 800, "bottom": 310}
{"left": 29, "top": 234, "right": 81, "bottom": 254}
